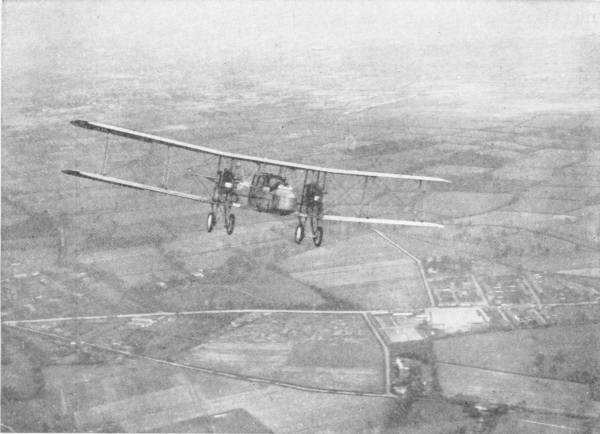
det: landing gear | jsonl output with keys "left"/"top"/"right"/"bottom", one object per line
{"left": 310, "top": 216, "right": 323, "bottom": 247}
{"left": 294, "top": 223, "right": 305, "bottom": 244}
{"left": 207, "top": 203, "right": 235, "bottom": 236}
{"left": 225, "top": 213, "right": 235, "bottom": 235}
{"left": 294, "top": 216, "right": 323, "bottom": 247}
{"left": 209, "top": 158, "right": 240, "bottom": 236}
{"left": 312, "top": 226, "right": 323, "bottom": 247}
{"left": 207, "top": 212, "right": 216, "bottom": 232}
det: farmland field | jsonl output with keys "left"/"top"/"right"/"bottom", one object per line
{"left": 31, "top": 356, "right": 396, "bottom": 432}
{"left": 392, "top": 399, "right": 481, "bottom": 434}
{"left": 182, "top": 312, "right": 385, "bottom": 393}
{"left": 437, "top": 363, "right": 598, "bottom": 417}
{"left": 434, "top": 324, "right": 600, "bottom": 383}
{"left": 492, "top": 411, "right": 593, "bottom": 434}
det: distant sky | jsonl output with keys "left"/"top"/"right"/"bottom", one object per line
{"left": 3, "top": 1, "right": 599, "bottom": 119}
{"left": 4, "top": 1, "right": 598, "bottom": 65}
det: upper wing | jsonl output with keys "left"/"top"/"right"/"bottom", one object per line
{"left": 71, "top": 120, "right": 450, "bottom": 183}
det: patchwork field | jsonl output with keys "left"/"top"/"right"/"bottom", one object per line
{"left": 38, "top": 358, "right": 396, "bottom": 433}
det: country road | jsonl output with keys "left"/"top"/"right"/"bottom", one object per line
{"left": 371, "top": 229, "right": 436, "bottom": 307}
{"left": 1, "top": 308, "right": 393, "bottom": 325}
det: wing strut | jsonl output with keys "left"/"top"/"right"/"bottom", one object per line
{"left": 162, "top": 146, "right": 172, "bottom": 188}
{"left": 358, "top": 176, "right": 370, "bottom": 217}
{"left": 101, "top": 134, "right": 110, "bottom": 175}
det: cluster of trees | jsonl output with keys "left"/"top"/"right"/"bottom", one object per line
{"left": 532, "top": 350, "right": 599, "bottom": 393}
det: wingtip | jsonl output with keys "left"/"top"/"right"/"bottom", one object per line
{"left": 70, "top": 119, "right": 89, "bottom": 128}
{"left": 62, "top": 169, "right": 80, "bottom": 176}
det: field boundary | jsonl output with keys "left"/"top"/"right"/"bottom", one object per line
{"left": 437, "top": 361, "right": 595, "bottom": 386}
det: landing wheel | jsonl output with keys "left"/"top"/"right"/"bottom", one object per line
{"left": 207, "top": 212, "right": 216, "bottom": 232}
{"left": 294, "top": 224, "right": 305, "bottom": 244}
{"left": 312, "top": 226, "right": 323, "bottom": 247}
{"left": 225, "top": 213, "right": 235, "bottom": 235}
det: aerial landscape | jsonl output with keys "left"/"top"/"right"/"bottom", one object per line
{"left": 2, "top": 1, "right": 599, "bottom": 433}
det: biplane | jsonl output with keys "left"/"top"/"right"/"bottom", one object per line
{"left": 63, "top": 120, "right": 450, "bottom": 246}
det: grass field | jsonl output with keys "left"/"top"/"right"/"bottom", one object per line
{"left": 492, "top": 411, "right": 594, "bottom": 434}
{"left": 434, "top": 325, "right": 600, "bottom": 384}
{"left": 437, "top": 363, "right": 598, "bottom": 417}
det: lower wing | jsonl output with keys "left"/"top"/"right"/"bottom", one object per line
{"left": 296, "top": 212, "right": 443, "bottom": 228}
{"left": 61, "top": 170, "right": 239, "bottom": 206}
